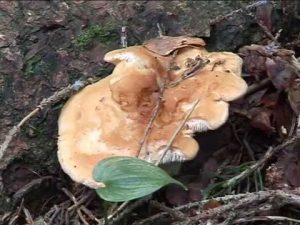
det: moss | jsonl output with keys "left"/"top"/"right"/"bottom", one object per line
{"left": 23, "top": 52, "right": 58, "bottom": 78}
{"left": 23, "top": 55, "right": 43, "bottom": 78}
{"left": 74, "top": 24, "right": 119, "bottom": 49}
{"left": 94, "top": 65, "right": 114, "bottom": 78}
{"left": 0, "top": 11, "right": 6, "bottom": 18}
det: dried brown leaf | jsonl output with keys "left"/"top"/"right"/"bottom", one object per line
{"left": 284, "top": 162, "right": 300, "bottom": 187}
{"left": 265, "top": 57, "right": 295, "bottom": 90}
{"left": 165, "top": 185, "right": 188, "bottom": 206}
{"left": 239, "top": 45, "right": 267, "bottom": 76}
{"left": 288, "top": 78, "right": 300, "bottom": 115}
{"left": 273, "top": 95, "right": 294, "bottom": 138}
{"left": 265, "top": 164, "right": 287, "bottom": 190}
{"left": 203, "top": 199, "right": 221, "bottom": 210}
{"left": 143, "top": 36, "right": 205, "bottom": 56}
{"left": 249, "top": 107, "right": 275, "bottom": 133}
{"left": 187, "top": 182, "right": 202, "bottom": 202}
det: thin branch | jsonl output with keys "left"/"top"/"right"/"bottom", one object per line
{"left": 0, "top": 78, "right": 98, "bottom": 162}
{"left": 110, "top": 197, "right": 151, "bottom": 224}
{"left": 133, "top": 185, "right": 300, "bottom": 224}
{"left": 80, "top": 206, "right": 102, "bottom": 224}
{"left": 297, "top": 115, "right": 300, "bottom": 137}
{"left": 245, "top": 78, "right": 271, "bottom": 96}
{"left": 155, "top": 99, "right": 200, "bottom": 166}
{"left": 167, "top": 58, "right": 209, "bottom": 88}
{"left": 138, "top": 50, "right": 178, "bottom": 158}
{"left": 156, "top": 23, "right": 164, "bottom": 37}
{"left": 137, "top": 80, "right": 166, "bottom": 158}
{"left": 184, "top": 189, "right": 300, "bottom": 225}
{"left": 149, "top": 200, "right": 185, "bottom": 221}
{"left": 23, "top": 207, "right": 34, "bottom": 225}
{"left": 107, "top": 201, "right": 128, "bottom": 220}
{"left": 223, "top": 137, "right": 297, "bottom": 188}
{"left": 257, "top": 21, "right": 279, "bottom": 44}
{"left": 62, "top": 188, "right": 90, "bottom": 225}
{"left": 209, "top": 1, "right": 268, "bottom": 25}
{"left": 233, "top": 216, "right": 300, "bottom": 224}
{"left": 121, "top": 26, "right": 128, "bottom": 48}
{"left": 8, "top": 199, "right": 24, "bottom": 225}
{"left": 109, "top": 98, "right": 199, "bottom": 221}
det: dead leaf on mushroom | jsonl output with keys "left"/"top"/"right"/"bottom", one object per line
{"left": 143, "top": 35, "right": 206, "bottom": 56}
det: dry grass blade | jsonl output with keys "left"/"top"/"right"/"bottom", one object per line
{"left": 23, "top": 207, "right": 34, "bottom": 225}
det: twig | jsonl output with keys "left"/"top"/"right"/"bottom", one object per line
{"left": 0, "top": 78, "right": 98, "bottom": 164}
{"left": 68, "top": 190, "right": 94, "bottom": 211}
{"left": 186, "top": 189, "right": 300, "bottom": 225}
{"left": 110, "top": 196, "right": 151, "bottom": 224}
{"left": 257, "top": 22, "right": 279, "bottom": 44}
{"left": 8, "top": 199, "right": 24, "bottom": 225}
{"left": 167, "top": 58, "right": 209, "bottom": 88}
{"left": 285, "top": 39, "right": 300, "bottom": 48}
{"left": 133, "top": 192, "right": 254, "bottom": 225}
{"left": 80, "top": 206, "right": 102, "bottom": 224}
{"left": 233, "top": 216, "right": 300, "bottom": 224}
{"left": 137, "top": 80, "right": 166, "bottom": 158}
{"left": 62, "top": 188, "right": 90, "bottom": 225}
{"left": 155, "top": 99, "right": 200, "bottom": 165}
{"left": 221, "top": 212, "right": 237, "bottom": 225}
{"left": 0, "top": 212, "right": 12, "bottom": 224}
{"left": 149, "top": 200, "right": 185, "bottom": 221}
{"left": 138, "top": 49, "right": 179, "bottom": 158}
{"left": 210, "top": 1, "right": 268, "bottom": 25}
{"left": 121, "top": 26, "right": 127, "bottom": 48}
{"left": 288, "top": 115, "right": 297, "bottom": 138}
{"left": 222, "top": 137, "right": 297, "bottom": 188}
{"left": 109, "top": 50, "right": 179, "bottom": 222}
{"left": 13, "top": 176, "right": 53, "bottom": 201}
{"left": 245, "top": 78, "right": 271, "bottom": 96}
{"left": 133, "top": 186, "right": 300, "bottom": 224}
{"left": 297, "top": 115, "right": 300, "bottom": 137}
{"left": 156, "top": 23, "right": 164, "bottom": 37}
{"left": 107, "top": 201, "right": 128, "bottom": 220}
{"left": 47, "top": 205, "right": 60, "bottom": 225}
{"left": 23, "top": 207, "right": 34, "bottom": 225}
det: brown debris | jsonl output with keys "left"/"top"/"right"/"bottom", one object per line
{"left": 143, "top": 35, "right": 206, "bottom": 56}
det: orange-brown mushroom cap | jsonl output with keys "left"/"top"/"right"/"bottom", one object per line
{"left": 57, "top": 37, "right": 247, "bottom": 188}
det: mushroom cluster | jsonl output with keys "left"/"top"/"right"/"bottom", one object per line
{"left": 58, "top": 36, "right": 247, "bottom": 188}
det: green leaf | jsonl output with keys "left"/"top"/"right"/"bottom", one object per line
{"left": 93, "top": 156, "right": 187, "bottom": 202}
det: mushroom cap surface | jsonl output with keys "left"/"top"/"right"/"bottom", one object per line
{"left": 57, "top": 36, "right": 247, "bottom": 188}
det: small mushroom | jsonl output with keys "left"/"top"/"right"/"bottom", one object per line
{"left": 57, "top": 36, "right": 247, "bottom": 188}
